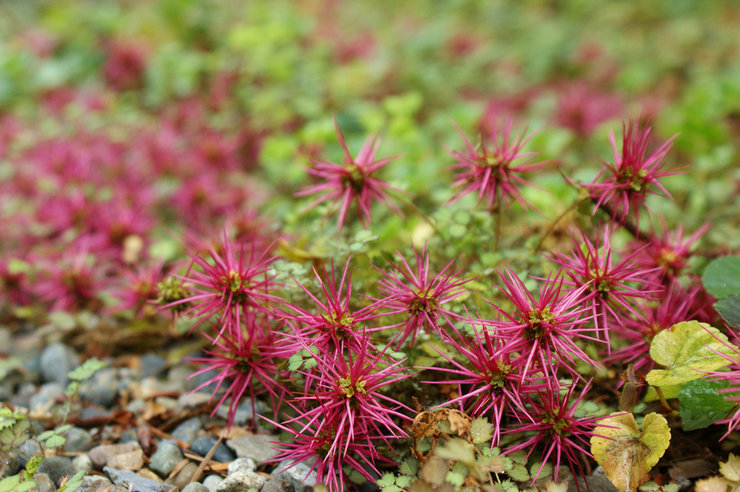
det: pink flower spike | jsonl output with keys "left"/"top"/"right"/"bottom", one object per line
{"left": 296, "top": 118, "right": 404, "bottom": 230}
{"left": 585, "top": 119, "right": 683, "bottom": 228}
{"left": 373, "top": 245, "right": 470, "bottom": 349}
{"left": 447, "top": 115, "right": 549, "bottom": 211}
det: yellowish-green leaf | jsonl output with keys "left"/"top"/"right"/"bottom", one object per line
{"left": 591, "top": 413, "right": 671, "bottom": 492}
{"left": 470, "top": 417, "right": 494, "bottom": 444}
{"left": 435, "top": 438, "right": 475, "bottom": 466}
{"left": 720, "top": 453, "right": 740, "bottom": 483}
{"left": 646, "top": 321, "right": 737, "bottom": 387}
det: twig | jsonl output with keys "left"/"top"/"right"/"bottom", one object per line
{"left": 191, "top": 435, "right": 224, "bottom": 483}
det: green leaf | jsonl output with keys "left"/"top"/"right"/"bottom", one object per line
{"left": 445, "top": 471, "right": 466, "bottom": 487}
{"left": 399, "top": 458, "right": 419, "bottom": 476}
{"left": 377, "top": 473, "right": 396, "bottom": 487}
{"left": 507, "top": 463, "right": 530, "bottom": 482}
{"left": 67, "top": 358, "right": 107, "bottom": 381}
{"left": 646, "top": 321, "right": 737, "bottom": 387}
{"left": 0, "top": 475, "right": 21, "bottom": 492}
{"left": 44, "top": 434, "right": 66, "bottom": 449}
{"left": 287, "top": 352, "right": 303, "bottom": 371}
{"left": 396, "top": 475, "right": 412, "bottom": 488}
{"left": 435, "top": 438, "right": 475, "bottom": 465}
{"left": 470, "top": 417, "right": 494, "bottom": 444}
{"left": 702, "top": 256, "right": 740, "bottom": 298}
{"left": 715, "top": 295, "right": 740, "bottom": 328}
{"left": 23, "top": 456, "right": 43, "bottom": 479}
{"left": 679, "top": 377, "right": 737, "bottom": 431}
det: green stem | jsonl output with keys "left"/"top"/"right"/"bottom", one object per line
{"left": 534, "top": 196, "right": 587, "bottom": 253}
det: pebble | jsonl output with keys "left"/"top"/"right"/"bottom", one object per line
{"left": 29, "top": 382, "right": 64, "bottom": 410}
{"left": 137, "top": 468, "right": 164, "bottom": 482}
{"left": 0, "top": 383, "right": 11, "bottom": 401}
{"left": 66, "top": 427, "right": 94, "bottom": 452}
{"left": 80, "top": 475, "right": 117, "bottom": 492}
{"left": 182, "top": 484, "right": 210, "bottom": 492}
{"left": 104, "top": 467, "right": 177, "bottom": 492}
{"left": 227, "top": 457, "right": 256, "bottom": 475}
{"left": 89, "top": 442, "right": 143, "bottom": 469}
{"left": 37, "top": 456, "right": 75, "bottom": 486}
{"left": 0, "top": 452, "right": 22, "bottom": 479}
{"left": 139, "top": 354, "right": 166, "bottom": 377}
{"left": 40, "top": 343, "right": 79, "bottom": 385}
{"left": 80, "top": 369, "right": 118, "bottom": 407}
{"left": 73, "top": 455, "right": 93, "bottom": 474}
{"left": 192, "top": 437, "right": 235, "bottom": 463}
{"left": 217, "top": 471, "right": 266, "bottom": 492}
{"left": 32, "top": 472, "right": 57, "bottom": 492}
{"left": 118, "top": 428, "right": 139, "bottom": 444}
{"left": 203, "top": 475, "right": 224, "bottom": 492}
{"left": 216, "top": 398, "right": 268, "bottom": 426}
{"left": 568, "top": 466, "right": 618, "bottom": 492}
{"left": 172, "top": 417, "right": 202, "bottom": 446}
{"left": 165, "top": 461, "right": 199, "bottom": 490}
{"left": 261, "top": 479, "right": 292, "bottom": 492}
{"left": 107, "top": 448, "right": 145, "bottom": 471}
{"left": 11, "top": 382, "right": 37, "bottom": 408}
{"left": 125, "top": 399, "right": 147, "bottom": 413}
{"left": 271, "top": 460, "right": 317, "bottom": 491}
{"left": 226, "top": 434, "right": 279, "bottom": 465}
{"left": 80, "top": 407, "right": 113, "bottom": 421}
{"left": 17, "top": 439, "right": 42, "bottom": 461}
{"left": 20, "top": 352, "right": 42, "bottom": 384}
{"left": 176, "top": 391, "right": 212, "bottom": 411}
{"left": 149, "top": 440, "right": 184, "bottom": 477}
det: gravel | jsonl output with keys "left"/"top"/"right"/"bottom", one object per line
{"left": 149, "top": 440, "right": 183, "bottom": 477}
{"left": 192, "top": 437, "right": 235, "bottom": 463}
{"left": 39, "top": 343, "right": 79, "bottom": 385}
{"left": 36, "top": 456, "right": 76, "bottom": 486}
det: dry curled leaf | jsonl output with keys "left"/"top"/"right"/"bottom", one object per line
{"left": 590, "top": 412, "right": 671, "bottom": 492}
{"left": 695, "top": 476, "right": 731, "bottom": 492}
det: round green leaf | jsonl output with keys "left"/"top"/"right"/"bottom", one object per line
{"left": 702, "top": 256, "right": 740, "bottom": 298}
{"left": 679, "top": 378, "right": 736, "bottom": 431}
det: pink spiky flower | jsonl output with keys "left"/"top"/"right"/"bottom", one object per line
{"left": 549, "top": 226, "right": 661, "bottom": 346}
{"left": 288, "top": 339, "right": 412, "bottom": 459}
{"left": 422, "top": 320, "right": 546, "bottom": 445}
{"left": 702, "top": 330, "right": 740, "bottom": 440}
{"left": 485, "top": 269, "right": 601, "bottom": 380}
{"left": 187, "top": 314, "right": 292, "bottom": 429}
{"left": 296, "top": 118, "right": 403, "bottom": 230}
{"left": 604, "top": 285, "right": 703, "bottom": 373}
{"left": 282, "top": 258, "right": 385, "bottom": 355}
{"left": 166, "top": 232, "right": 279, "bottom": 342}
{"left": 373, "top": 245, "right": 469, "bottom": 348}
{"left": 447, "top": 116, "right": 548, "bottom": 211}
{"left": 585, "top": 120, "right": 683, "bottom": 227}
{"left": 504, "top": 378, "right": 612, "bottom": 485}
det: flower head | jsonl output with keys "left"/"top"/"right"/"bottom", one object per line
{"left": 586, "top": 120, "right": 683, "bottom": 227}
{"left": 448, "top": 116, "right": 548, "bottom": 211}
{"left": 296, "top": 118, "right": 403, "bottom": 230}
{"left": 373, "top": 245, "right": 469, "bottom": 348}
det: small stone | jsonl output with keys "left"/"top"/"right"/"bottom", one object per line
{"left": 155, "top": 396, "right": 177, "bottom": 411}
{"left": 37, "top": 456, "right": 75, "bottom": 486}
{"left": 203, "top": 475, "right": 224, "bottom": 492}
{"left": 66, "top": 427, "right": 94, "bottom": 452}
{"left": 176, "top": 392, "right": 212, "bottom": 411}
{"left": 80, "top": 407, "right": 112, "bottom": 421}
{"left": 165, "top": 461, "right": 199, "bottom": 490}
{"left": 271, "top": 460, "right": 317, "bottom": 491}
{"left": 125, "top": 399, "right": 146, "bottom": 413}
{"left": 137, "top": 468, "right": 163, "bottom": 482}
{"left": 172, "top": 417, "right": 202, "bottom": 446}
{"left": 107, "top": 449, "right": 145, "bottom": 471}
{"left": 216, "top": 398, "right": 268, "bottom": 426}
{"left": 227, "top": 457, "right": 257, "bottom": 475}
{"left": 217, "top": 471, "right": 266, "bottom": 492}
{"left": 80, "top": 475, "right": 116, "bottom": 492}
{"left": 118, "top": 428, "right": 139, "bottom": 444}
{"left": 182, "top": 484, "right": 210, "bottom": 492}
{"left": 80, "top": 369, "right": 118, "bottom": 407}
{"left": 149, "top": 440, "right": 183, "bottom": 477}
{"left": 89, "top": 442, "right": 142, "bottom": 469}
{"left": 139, "top": 354, "right": 166, "bottom": 377}
{"left": 17, "top": 439, "right": 42, "bottom": 461}
{"left": 192, "top": 437, "right": 235, "bottom": 463}
{"left": 226, "top": 434, "right": 279, "bottom": 465}
{"left": 32, "top": 473, "right": 57, "bottom": 492}
{"left": 73, "top": 455, "right": 93, "bottom": 474}
{"left": 261, "top": 479, "right": 292, "bottom": 492}
{"left": 40, "top": 343, "right": 79, "bottom": 385}
{"left": 0, "top": 452, "right": 23, "bottom": 478}
{"left": 104, "top": 466, "right": 177, "bottom": 492}
{"left": 30, "top": 382, "right": 64, "bottom": 410}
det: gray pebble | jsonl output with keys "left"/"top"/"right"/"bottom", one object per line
{"left": 203, "top": 475, "right": 224, "bottom": 492}
{"left": 29, "top": 382, "right": 64, "bottom": 410}
{"left": 104, "top": 466, "right": 177, "bottom": 492}
{"left": 79, "top": 475, "right": 114, "bottom": 492}
{"left": 216, "top": 398, "right": 268, "bottom": 426}
{"left": 125, "top": 399, "right": 147, "bottom": 413}
{"left": 226, "top": 434, "right": 279, "bottom": 465}
{"left": 192, "top": 437, "right": 235, "bottom": 463}
{"left": 80, "top": 407, "right": 112, "bottom": 421}
{"left": 80, "top": 369, "right": 118, "bottom": 407}
{"left": 165, "top": 461, "right": 199, "bottom": 490}
{"left": 139, "top": 354, "right": 166, "bottom": 377}
{"left": 73, "top": 454, "right": 93, "bottom": 474}
{"left": 176, "top": 392, "right": 212, "bottom": 411}
{"left": 37, "top": 456, "right": 75, "bottom": 486}
{"left": 65, "top": 427, "right": 94, "bottom": 452}
{"left": 17, "top": 439, "right": 42, "bottom": 461}
{"left": 0, "top": 452, "right": 23, "bottom": 479}
{"left": 149, "top": 440, "right": 183, "bottom": 477}
{"left": 217, "top": 471, "right": 266, "bottom": 492}
{"left": 172, "top": 417, "right": 202, "bottom": 446}
{"left": 261, "top": 479, "right": 292, "bottom": 492}
{"left": 89, "top": 442, "right": 142, "bottom": 469}
{"left": 227, "top": 457, "right": 256, "bottom": 475}
{"left": 11, "top": 382, "right": 37, "bottom": 408}
{"left": 32, "top": 472, "right": 57, "bottom": 492}
{"left": 40, "top": 343, "right": 79, "bottom": 385}
{"left": 0, "top": 383, "right": 11, "bottom": 401}
{"left": 182, "top": 484, "right": 210, "bottom": 492}
{"left": 118, "top": 428, "right": 139, "bottom": 444}
{"left": 271, "top": 460, "right": 317, "bottom": 491}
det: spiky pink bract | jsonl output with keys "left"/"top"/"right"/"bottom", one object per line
{"left": 296, "top": 118, "right": 403, "bottom": 230}
{"left": 447, "top": 116, "right": 548, "bottom": 211}
{"left": 373, "top": 245, "right": 469, "bottom": 348}
{"left": 504, "top": 379, "right": 612, "bottom": 485}
{"left": 166, "top": 232, "right": 279, "bottom": 342}
{"left": 585, "top": 120, "right": 683, "bottom": 227}
{"left": 549, "top": 226, "right": 661, "bottom": 346}
{"left": 282, "top": 258, "right": 385, "bottom": 355}
{"left": 485, "top": 269, "right": 601, "bottom": 380}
